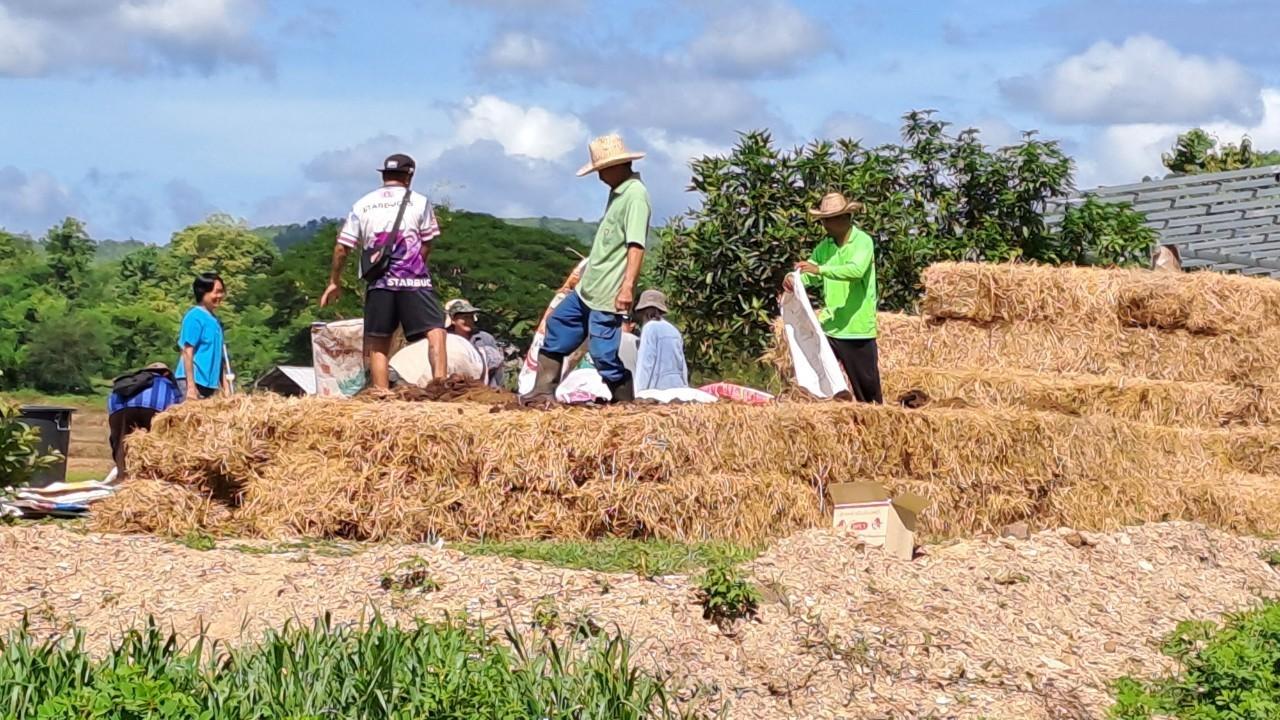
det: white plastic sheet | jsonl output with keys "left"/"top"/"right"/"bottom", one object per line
{"left": 637, "top": 388, "right": 718, "bottom": 404}
{"left": 780, "top": 270, "right": 850, "bottom": 399}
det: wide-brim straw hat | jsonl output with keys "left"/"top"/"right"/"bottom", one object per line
{"left": 808, "top": 192, "right": 864, "bottom": 219}
{"left": 577, "top": 134, "right": 645, "bottom": 177}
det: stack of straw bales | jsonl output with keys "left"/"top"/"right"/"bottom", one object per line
{"left": 98, "top": 261, "right": 1280, "bottom": 544}
{"left": 920, "top": 262, "right": 1280, "bottom": 336}
{"left": 93, "top": 395, "right": 1280, "bottom": 542}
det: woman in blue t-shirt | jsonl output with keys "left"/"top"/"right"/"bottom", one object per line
{"left": 174, "top": 272, "right": 230, "bottom": 401}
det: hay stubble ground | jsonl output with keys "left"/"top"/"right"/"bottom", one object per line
{"left": 3, "top": 522, "right": 1277, "bottom": 719}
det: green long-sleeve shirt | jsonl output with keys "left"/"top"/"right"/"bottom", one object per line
{"left": 801, "top": 226, "right": 878, "bottom": 339}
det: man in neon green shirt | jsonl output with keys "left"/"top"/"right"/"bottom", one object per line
{"left": 782, "top": 191, "right": 883, "bottom": 403}
{"left": 521, "top": 134, "right": 651, "bottom": 405}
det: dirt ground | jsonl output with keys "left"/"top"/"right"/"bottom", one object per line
{"left": 2, "top": 522, "right": 1277, "bottom": 719}
{"left": 67, "top": 407, "right": 113, "bottom": 477}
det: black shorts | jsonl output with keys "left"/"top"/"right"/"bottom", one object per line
{"left": 364, "top": 288, "right": 445, "bottom": 341}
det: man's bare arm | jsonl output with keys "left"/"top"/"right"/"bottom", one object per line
{"left": 615, "top": 245, "right": 645, "bottom": 313}
{"left": 321, "top": 244, "right": 351, "bottom": 307}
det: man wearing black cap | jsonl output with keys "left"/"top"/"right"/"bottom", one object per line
{"left": 320, "top": 153, "right": 447, "bottom": 390}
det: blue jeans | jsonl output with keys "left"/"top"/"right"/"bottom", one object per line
{"left": 541, "top": 291, "right": 626, "bottom": 383}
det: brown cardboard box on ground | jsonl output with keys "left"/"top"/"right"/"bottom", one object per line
{"left": 830, "top": 482, "right": 930, "bottom": 560}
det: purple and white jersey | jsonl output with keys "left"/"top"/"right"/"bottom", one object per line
{"left": 337, "top": 187, "right": 442, "bottom": 291}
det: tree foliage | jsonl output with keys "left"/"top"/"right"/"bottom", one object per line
{"left": 42, "top": 218, "right": 95, "bottom": 300}
{"left": 1162, "top": 129, "right": 1280, "bottom": 176}
{"left": 0, "top": 209, "right": 586, "bottom": 394}
{"left": 1059, "top": 197, "right": 1158, "bottom": 267}
{"left": 655, "top": 111, "right": 1155, "bottom": 371}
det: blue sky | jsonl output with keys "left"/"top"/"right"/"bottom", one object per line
{"left": 3, "top": 0, "right": 1279, "bottom": 242}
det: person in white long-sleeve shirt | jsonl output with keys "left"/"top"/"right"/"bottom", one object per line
{"left": 632, "top": 289, "right": 688, "bottom": 392}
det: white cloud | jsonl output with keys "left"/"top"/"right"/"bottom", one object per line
{"left": 1202, "top": 88, "right": 1280, "bottom": 150}
{"left": 452, "top": 0, "right": 583, "bottom": 11}
{"left": 639, "top": 129, "right": 727, "bottom": 166}
{"left": 1074, "top": 88, "right": 1280, "bottom": 189}
{"left": 483, "top": 31, "right": 555, "bottom": 70}
{"left": 594, "top": 79, "right": 781, "bottom": 141}
{"left": 454, "top": 96, "right": 587, "bottom": 162}
{"left": 687, "top": 0, "right": 829, "bottom": 77}
{"left": 818, "top": 112, "right": 897, "bottom": 145}
{"left": 1075, "top": 123, "right": 1181, "bottom": 188}
{"left": 0, "top": 166, "right": 75, "bottom": 233}
{"left": 1002, "top": 35, "right": 1262, "bottom": 125}
{"left": 118, "top": 0, "right": 243, "bottom": 38}
{"left": 303, "top": 134, "right": 416, "bottom": 185}
{"left": 0, "top": 0, "right": 267, "bottom": 77}
{"left": 0, "top": 6, "right": 48, "bottom": 76}
{"left": 165, "top": 179, "right": 216, "bottom": 227}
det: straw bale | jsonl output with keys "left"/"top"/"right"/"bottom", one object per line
{"left": 92, "top": 476, "right": 232, "bottom": 536}
{"left": 92, "top": 395, "right": 1280, "bottom": 542}
{"left": 921, "top": 262, "right": 1126, "bottom": 324}
{"left": 882, "top": 366, "right": 1280, "bottom": 429}
{"left": 878, "top": 312, "right": 1280, "bottom": 385}
{"left": 921, "top": 261, "right": 1280, "bottom": 335}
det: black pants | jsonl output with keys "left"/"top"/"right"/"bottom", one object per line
{"left": 828, "top": 337, "right": 883, "bottom": 404}
{"left": 109, "top": 407, "right": 159, "bottom": 474}
{"left": 364, "top": 288, "right": 445, "bottom": 341}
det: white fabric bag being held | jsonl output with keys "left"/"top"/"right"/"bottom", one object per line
{"left": 781, "top": 270, "right": 850, "bottom": 399}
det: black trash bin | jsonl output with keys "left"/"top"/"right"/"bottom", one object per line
{"left": 18, "top": 406, "right": 75, "bottom": 487}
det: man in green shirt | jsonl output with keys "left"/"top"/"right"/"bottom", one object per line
{"left": 521, "top": 134, "right": 651, "bottom": 405}
{"left": 783, "top": 191, "right": 883, "bottom": 403}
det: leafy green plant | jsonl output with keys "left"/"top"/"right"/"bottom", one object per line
{"left": 1260, "top": 549, "right": 1280, "bottom": 567}
{"left": 0, "top": 614, "right": 690, "bottom": 720}
{"left": 1162, "top": 128, "right": 1280, "bottom": 176}
{"left": 1058, "top": 197, "right": 1157, "bottom": 267}
{"left": 380, "top": 557, "right": 442, "bottom": 593}
{"left": 532, "top": 596, "right": 562, "bottom": 631}
{"left": 0, "top": 400, "right": 62, "bottom": 489}
{"left": 697, "top": 564, "right": 762, "bottom": 624}
{"left": 1109, "top": 601, "right": 1280, "bottom": 719}
{"left": 174, "top": 530, "right": 216, "bottom": 551}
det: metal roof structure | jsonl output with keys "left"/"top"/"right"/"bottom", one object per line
{"left": 253, "top": 365, "right": 316, "bottom": 396}
{"left": 1047, "top": 164, "right": 1280, "bottom": 278}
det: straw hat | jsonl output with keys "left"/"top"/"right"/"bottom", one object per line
{"left": 808, "top": 192, "right": 864, "bottom": 219}
{"left": 576, "top": 134, "right": 645, "bottom": 177}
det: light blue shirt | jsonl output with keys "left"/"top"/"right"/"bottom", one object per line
{"left": 635, "top": 319, "right": 688, "bottom": 392}
{"left": 174, "top": 306, "right": 225, "bottom": 389}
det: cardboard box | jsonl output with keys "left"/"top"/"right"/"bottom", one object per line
{"left": 830, "top": 482, "right": 929, "bottom": 560}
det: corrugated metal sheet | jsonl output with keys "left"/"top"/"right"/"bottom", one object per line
{"left": 1047, "top": 164, "right": 1280, "bottom": 278}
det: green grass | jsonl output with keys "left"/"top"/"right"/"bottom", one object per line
{"left": 453, "top": 538, "right": 760, "bottom": 577}
{"left": 63, "top": 469, "right": 108, "bottom": 484}
{"left": 0, "top": 389, "right": 110, "bottom": 410}
{"left": 229, "top": 539, "right": 361, "bottom": 559}
{"left": 174, "top": 530, "right": 216, "bottom": 552}
{"left": 0, "top": 614, "right": 690, "bottom": 719}
{"left": 1110, "top": 600, "right": 1280, "bottom": 719}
